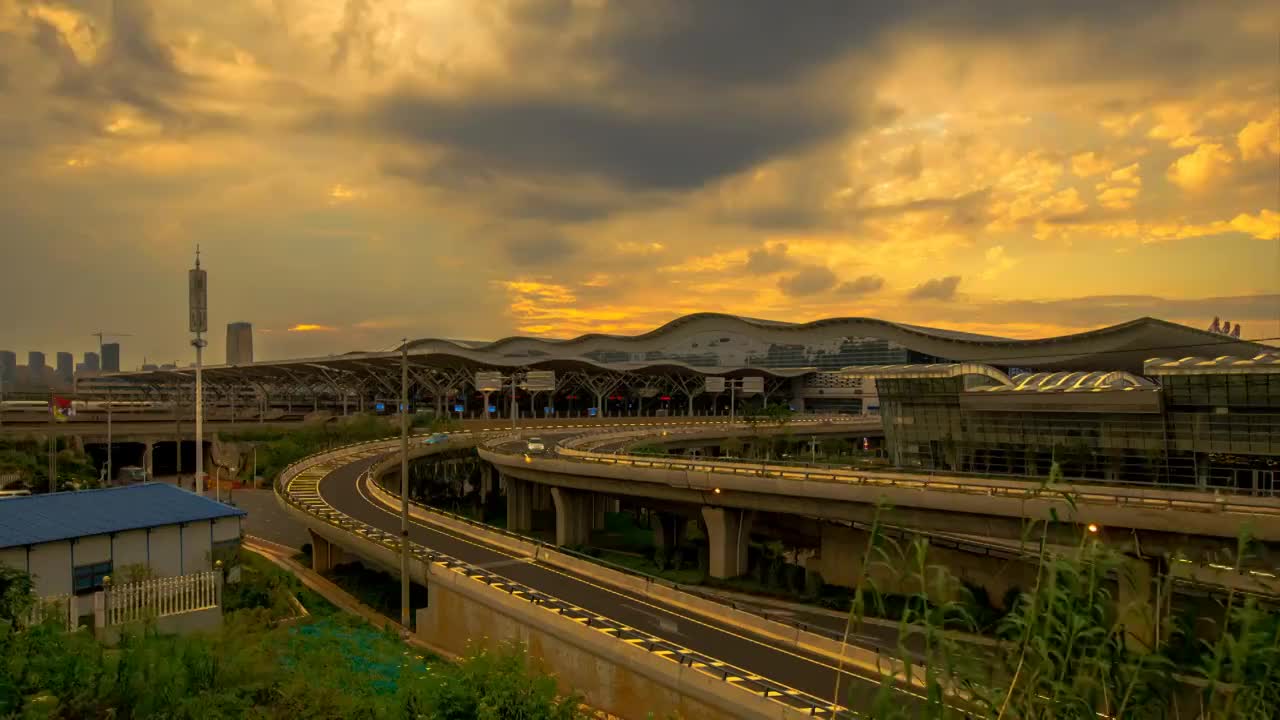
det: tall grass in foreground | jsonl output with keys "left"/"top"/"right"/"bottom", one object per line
{"left": 839, "top": 464, "right": 1278, "bottom": 719}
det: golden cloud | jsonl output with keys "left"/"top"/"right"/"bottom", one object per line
{"left": 288, "top": 323, "right": 336, "bottom": 332}
{"left": 1147, "top": 105, "right": 1204, "bottom": 148}
{"left": 1228, "top": 209, "right": 1280, "bottom": 240}
{"left": 1097, "top": 186, "right": 1141, "bottom": 210}
{"left": 981, "top": 245, "right": 1019, "bottom": 280}
{"left": 1094, "top": 163, "right": 1144, "bottom": 209}
{"left": 1167, "top": 143, "right": 1234, "bottom": 191}
{"left": 1070, "top": 151, "right": 1114, "bottom": 178}
{"left": 1238, "top": 110, "right": 1280, "bottom": 161}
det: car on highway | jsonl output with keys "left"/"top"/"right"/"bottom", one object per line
{"left": 525, "top": 437, "right": 546, "bottom": 454}
{"left": 423, "top": 433, "right": 449, "bottom": 445}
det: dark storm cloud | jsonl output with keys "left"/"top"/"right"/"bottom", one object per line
{"left": 369, "top": 92, "right": 849, "bottom": 192}
{"left": 332, "top": 0, "right": 1256, "bottom": 215}
{"left": 109, "top": 0, "right": 183, "bottom": 77}
{"left": 909, "top": 276, "right": 962, "bottom": 301}
{"left": 381, "top": 156, "right": 648, "bottom": 223}
{"left": 744, "top": 245, "right": 793, "bottom": 275}
{"left": 502, "top": 234, "right": 580, "bottom": 266}
{"left": 779, "top": 266, "right": 838, "bottom": 297}
{"left": 836, "top": 275, "right": 886, "bottom": 296}
{"left": 22, "top": 0, "right": 239, "bottom": 136}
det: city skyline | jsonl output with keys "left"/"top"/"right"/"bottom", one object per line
{"left": 0, "top": 1, "right": 1276, "bottom": 366}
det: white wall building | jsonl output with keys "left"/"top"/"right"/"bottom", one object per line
{"left": 0, "top": 483, "right": 245, "bottom": 616}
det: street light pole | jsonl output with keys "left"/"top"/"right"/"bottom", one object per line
{"left": 189, "top": 246, "right": 208, "bottom": 495}
{"left": 510, "top": 372, "right": 517, "bottom": 430}
{"left": 106, "top": 389, "right": 112, "bottom": 485}
{"left": 399, "top": 340, "right": 410, "bottom": 628}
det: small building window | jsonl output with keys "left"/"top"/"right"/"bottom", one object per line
{"left": 73, "top": 560, "right": 112, "bottom": 594}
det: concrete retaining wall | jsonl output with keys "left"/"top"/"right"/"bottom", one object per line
{"left": 360, "top": 474, "right": 891, "bottom": 677}
{"left": 277, "top": 496, "right": 811, "bottom": 719}
{"left": 420, "top": 564, "right": 812, "bottom": 720}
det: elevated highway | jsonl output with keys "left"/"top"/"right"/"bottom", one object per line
{"left": 276, "top": 423, "right": 943, "bottom": 719}
{"left": 481, "top": 427, "right": 1280, "bottom": 573}
{"left": 275, "top": 418, "right": 1276, "bottom": 716}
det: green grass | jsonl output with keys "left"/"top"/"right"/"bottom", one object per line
{"left": 1, "top": 551, "right": 589, "bottom": 719}
{"left": 322, "top": 562, "right": 429, "bottom": 629}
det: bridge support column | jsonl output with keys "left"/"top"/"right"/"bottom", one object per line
{"left": 143, "top": 441, "right": 154, "bottom": 481}
{"left": 789, "top": 377, "right": 806, "bottom": 413}
{"left": 531, "top": 483, "right": 553, "bottom": 512}
{"left": 652, "top": 512, "right": 685, "bottom": 551}
{"left": 701, "top": 507, "right": 752, "bottom": 579}
{"left": 1118, "top": 556, "right": 1157, "bottom": 652}
{"left": 479, "top": 465, "right": 495, "bottom": 504}
{"left": 506, "top": 477, "right": 533, "bottom": 532}
{"left": 592, "top": 495, "right": 618, "bottom": 531}
{"left": 550, "top": 487, "right": 593, "bottom": 547}
{"left": 309, "top": 529, "right": 349, "bottom": 573}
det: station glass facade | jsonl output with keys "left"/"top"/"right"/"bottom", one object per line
{"left": 580, "top": 331, "right": 945, "bottom": 370}
{"left": 877, "top": 369, "right": 1280, "bottom": 493}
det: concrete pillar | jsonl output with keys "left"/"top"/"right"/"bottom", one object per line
{"left": 479, "top": 464, "right": 494, "bottom": 503}
{"left": 1118, "top": 556, "right": 1156, "bottom": 652}
{"left": 790, "top": 376, "right": 806, "bottom": 413}
{"left": 506, "top": 477, "right": 533, "bottom": 532}
{"left": 815, "top": 524, "right": 869, "bottom": 588}
{"left": 701, "top": 507, "right": 752, "bottom": 579}
{"left": 592, "top": 495, "right": 619, "bottom": 531}
{"left": 308, "top": 529, "right": 348, "bottom": 573}
{"left": 652, "top": 512, "right": 685, "bottom": 550}
{"left": 532, "top": 483, "right": 553, "bottom": 512}
{"left": 551, "top": 487, "right": 593, "bottom": 547}
{"left": 143, "top": 441, "right": 154, "bottom": 481}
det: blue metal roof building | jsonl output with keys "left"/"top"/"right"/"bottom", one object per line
{"left": 0, "top": 483, "right": 245, "bottom": 549}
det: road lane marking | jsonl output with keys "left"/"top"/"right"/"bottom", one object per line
{"left": 348, "top": 466, "right": 929, "bottom": 705}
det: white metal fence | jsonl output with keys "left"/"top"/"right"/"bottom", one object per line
{"left": 27, "top": 593, "right": 75, "bottom": 631}
{"left": 104, "top": 571, "right": 221, "bottom": 626}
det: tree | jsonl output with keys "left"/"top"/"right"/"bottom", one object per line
{"left": 0, "top": 566, "right": 34, "bottom": 625}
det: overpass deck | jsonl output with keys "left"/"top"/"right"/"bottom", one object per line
{"left": 282, "top": 426, "right": 943, "bottom": 718}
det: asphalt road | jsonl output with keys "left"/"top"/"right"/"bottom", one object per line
{"left": 318, "top": 451, "right": 927, "bottom": 716}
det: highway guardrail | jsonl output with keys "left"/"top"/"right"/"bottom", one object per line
{"left": 276, "top": 430, "right": 865, "bottom": 718}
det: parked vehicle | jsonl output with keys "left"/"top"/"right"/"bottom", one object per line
{"left": 526, "top": 437, "right": 546, "bottom": 454}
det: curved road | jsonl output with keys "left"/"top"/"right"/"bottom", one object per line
{"left": 314, "top": 431, "right": 932, "bottom": 717}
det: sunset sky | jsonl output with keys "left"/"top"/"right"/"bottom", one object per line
{"left": 1, "top": 0, "right": 1277, "bottom": 367}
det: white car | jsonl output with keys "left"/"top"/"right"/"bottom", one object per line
{"left": 526, "top": 437, "right": 546, "bottom": 454}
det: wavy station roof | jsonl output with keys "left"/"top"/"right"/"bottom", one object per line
{"left": 101, "top": 313, "right": 1270, "bottom": 389}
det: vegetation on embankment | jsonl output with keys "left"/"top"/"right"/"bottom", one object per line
{"left": 223, "top": 413, "right": 462, "bottom": 485}
{"left": 0, "top": 436, "right": 100, "bottom": 492}
{"left": 0, "top": 549, "right": 585, "bottom": 719}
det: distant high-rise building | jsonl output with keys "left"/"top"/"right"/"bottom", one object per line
{"left": 56, "top": 352, "right": 73, "bottom": 383}
{"left": 22, "top": 351, "right": 48, "bottom": 387}
{"left": 83, "top": 352, "right": 100, "bottom": 372}
{"left": 0, "top": 351, "right": 15, "bottom": 384}
{"left": 101, "top": 343, "right": 120, "bottom": 373}
{"left": 226, "top": 322, "right": 254, "bottom": 365}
